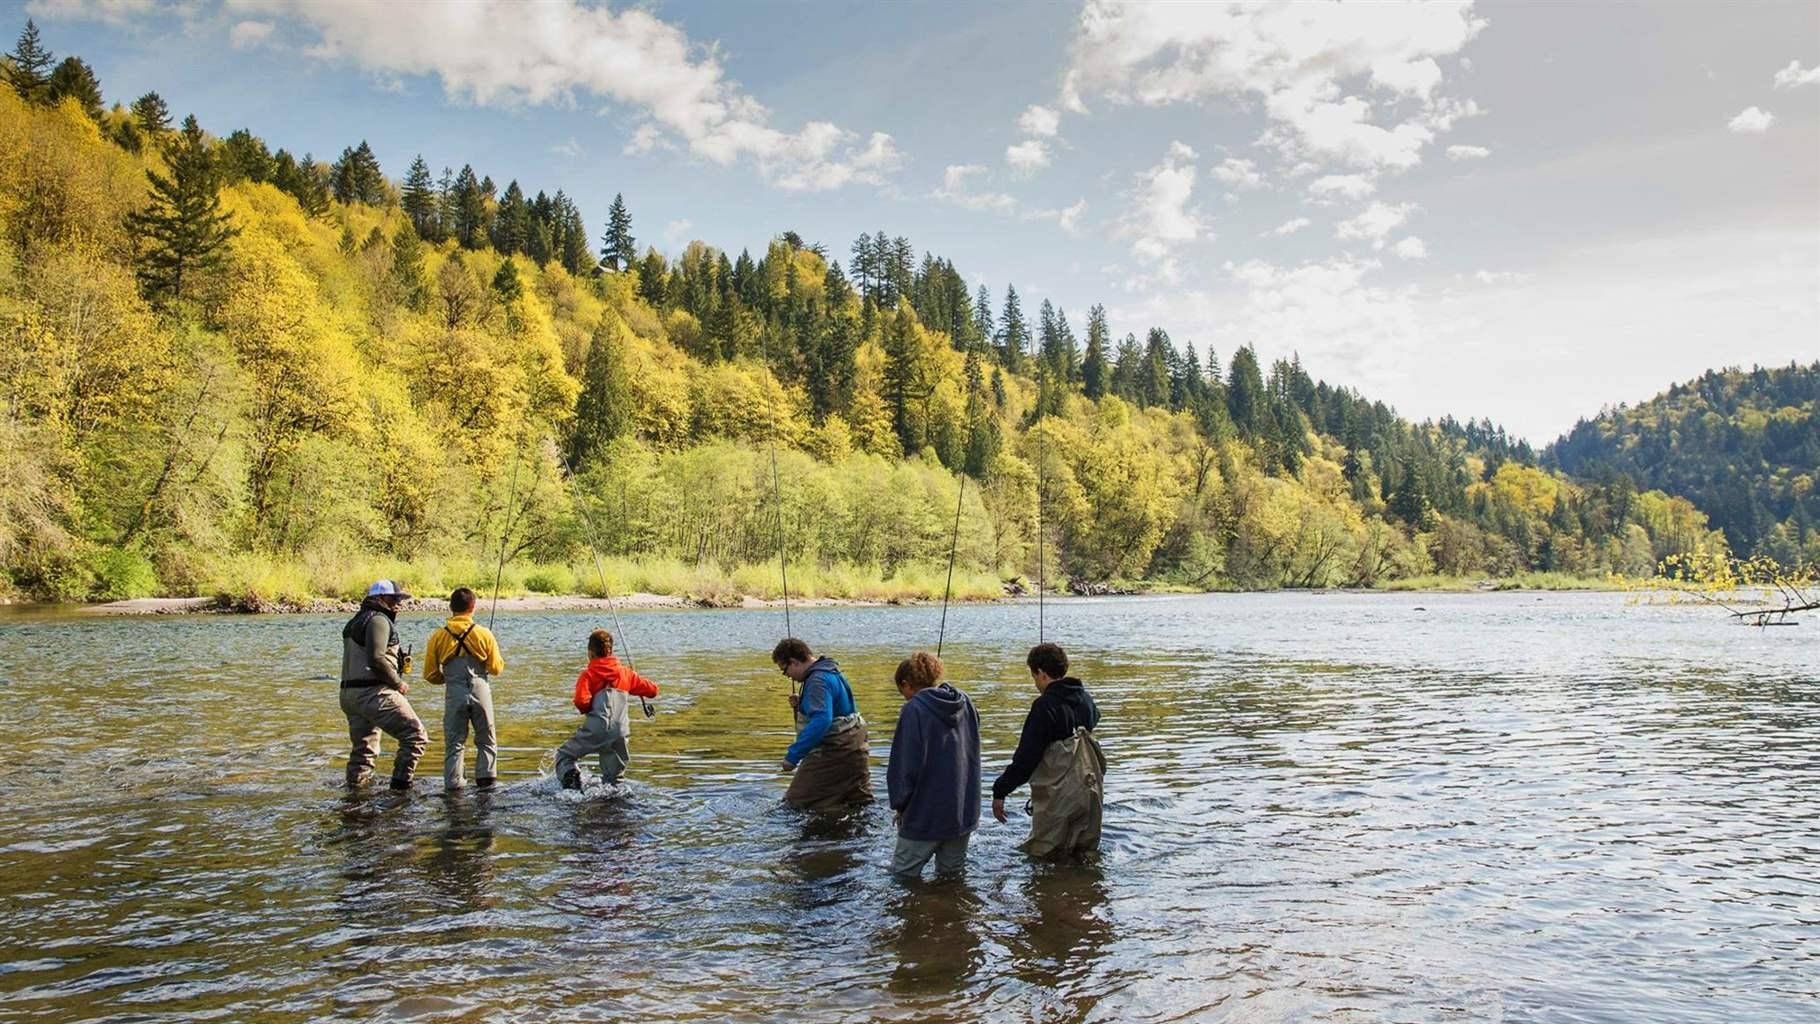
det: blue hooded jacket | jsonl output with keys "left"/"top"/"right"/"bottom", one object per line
{"left": 785, "top": 656, "right": 859, "bottom": 765}
{"left": 886, "top": 683, "right": 982, "bottom": 842}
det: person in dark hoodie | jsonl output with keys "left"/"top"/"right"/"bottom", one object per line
{"left": 990, "top": 642, "right": 1106, "bottom": 858}
{"left": 339, "top": 580, "right": 428, "bottom": 791}
{"left": 773, "top": 638, "right": 872, "bottom": 810}
{"left": 885, "top": 652, "right": 982, "bottom": 877}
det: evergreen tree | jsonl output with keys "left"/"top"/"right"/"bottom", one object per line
{"left": 637, "top": 248, "right": 668, "bottom": 308}
{"left": 400, "top": 156, "right": 438, "bottom": 240}
{"left": 292, "top": 152, "right": 331, "bottom": 218}
{"left": 1227, "top": 344, "right": 1267, "bottom": 436}
{"left": 47, "top": 56, "right": 102, "bottom": 121}
{"left": 492, "top": 180, "right": 529, "bottom": 255}
{"left": 998, "top": 284, "right": 1028, "bottom": 373}
{"left": 558, "top": 193, "right": 590, "bottom": 274}
{"left": 126, "top": 114, "right": 239, "bottom": 307}
{"left": 218, "top": 129, "right": 273, "bottom": 183}
{"left": 4, "top": 19, "right": 53, "bottom": 103}
{"left": 389, "top": 221, "right": 428, "bottom": 311}
{"left": 972, "top": 284, "right": 993, "bottom": 351}
{"left": 599, "top": 192, "right": 635, "bottom": 272}
{"left": 1081, "top": 304, "right": 1108, "bottom": 399}
{"left": 883, "top": 304, "right": 924, "bottom": 453}
{"left": 570, "top": 318, "right": 633, "bottom": 467}
{"left": 330, "top": 141, "right": 386, "bottom": 206}
{"left": 131, "top": 91, "right": 171, "bottom": 139}
{"left": 491, "top": 257, "right": 522, "bottom": 303}
{"left": 451, "top": 165, "right": 485, "bottom": 248}
{"left": 1140, "top": 328, "right": 1174, "bottom": 408}
{"left": 1111, "top": 333, "right": 1141, "bottom": 400}
{"left": 1389, "top": 463, "right": 1433, "bottom": 531}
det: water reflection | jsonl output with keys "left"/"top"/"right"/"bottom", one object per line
{"left": 883, "top": 879, "right": 987, "bottom": 995}
{"left": 423, "top": 791, "right": 496, "bottom": 911}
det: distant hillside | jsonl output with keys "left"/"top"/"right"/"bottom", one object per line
{"left": 1549, "top": 363, "right": 1820, "bottom": 563}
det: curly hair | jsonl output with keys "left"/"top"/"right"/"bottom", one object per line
{"left": 588, "top": 629, "right": 615, "bottom": 658}
{"left": 894, "top": 651, "right": 945, "bottom": 691}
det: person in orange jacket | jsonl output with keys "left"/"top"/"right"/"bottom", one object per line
{"left": 554, "top": 628, "right": 659, "bottom": 790}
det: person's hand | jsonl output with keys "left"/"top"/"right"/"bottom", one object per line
{"left": 787, "top": 693, "right": 801, "bottom": 711}
{"left": 780, "top": 759, "right": 796, "bottom": 773}
{"left": 992, "top": 798, "right": 1008, "bottom": 823}
{"left": 894, "top": 810, "right": 903, "bottom": 828}
{"left": 396, "top": 681, "right": 411, "bottom": 696}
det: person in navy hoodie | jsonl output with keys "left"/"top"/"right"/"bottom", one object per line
{"left": 885, "top": 651, "right": 982, "bottom": 877}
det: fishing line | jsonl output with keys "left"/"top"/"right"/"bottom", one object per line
{"left": 564, "top": 445, "right": 654, "bottom": 719}
{"left": 936, "top": 470, "right": 966, "bottom": 658}
{"left": 756, "top": 328, "right": 793, "bottom": 641}
{"left": 1036, "top": 363, "right": 1046, "bottom": 643}
{"left": 488, "top": 423, "right": 526, "bottom": 630}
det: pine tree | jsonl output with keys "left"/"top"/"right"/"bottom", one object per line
{"left": 971, "top": 284, "right": 993, "bottom": 353}
{"left": 1111, "top": 333, "right": 1141, "bottom": 400}
{"left": 218, "top": 129, "right": 273, "bottom": 183}
{"left": 599, "top": 192, "right": 635, "bottom": 272}
{"left": 558, "top": 193, "right": 590, "bottom": 274}
{"left": 491, "top": 257, "right": 522, "bottom": 303}
{"left": 1227, "top": 344, "right": 1266, "bottom": 436}
{"left": 998, "top": 284, "right": 1028, "bottom": 373}
{"left": 389, "top": 221, "right": 428, "bottom": 310}
{"left": 5, "top": 19, "right": 54, "bottom": 103}
{"left": 883, "top": 304, "right": 924, "bottom": 454}
{"left": 47, "top": 56, "right": 102, "bottom": 120}
{"left": 492, "top": 180, "right": 529, "bottom": 254}
{"left": 131, "top": 91, "right": 171, "bottom": 140}
{"left": 293, "top": 152, "right": 331, "bottom": 218}
{"left": 637, "top": 248, "right": 668, "bottom": 307}
{"left": 451, "top": 165, "right": 485, "bottom": 248}
{"left": 400, "top": 155, "right": 438, "bottom": 240}
{"left": 1140, "top": 328, "right": 1173, "bottom": 408}
{"left": 330, "top": 141, "right": 386, "bottom": 206}
{"left": 126, "top": 115, "right": 239, "bottom": 307}
{"left": 1082, "top": 304, "right": 1109, "bottom": 399}
{"left": 570, "top": 317, "right": 633, "bottom": 467}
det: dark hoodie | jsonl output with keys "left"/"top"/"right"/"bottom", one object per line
{"left": 886, "top": 683, "right": 982, "bottom": 842}
{"left": 991, "top": 678, "right": 1100, "bottom": 801}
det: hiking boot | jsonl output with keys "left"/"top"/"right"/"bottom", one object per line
{"left": 560, "top": 769, "right": 582, "bottom": 791}
{"left": 389, "top": 776, "right": 413, "bottom": 792}
{"left": 475, "top": 777, "right": 497, "bottom": 791}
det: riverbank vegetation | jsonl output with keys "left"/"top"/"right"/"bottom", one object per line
{"left": 3, "top": 21, "right": 1802, "bottom": 606}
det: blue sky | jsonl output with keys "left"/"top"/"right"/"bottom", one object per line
{"left": 19, "top": 0, "right": 1819, "bottom": 441}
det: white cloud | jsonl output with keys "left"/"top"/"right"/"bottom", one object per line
{"left": 1264, "top": 217, "right": 1311, "bottom": 237}
{"left": 1018, "top": 104, "right": 1061, "bottom": 137}
{"left": 1115, "top": 141, "right": 1207, "bottom": 286}
{"left": 1058, "top": 1, "right": 1484, "bottom": 173}
{"left": 24, "top": 0, "right": 158, "bottom": 24}
{"left": 224, "top": 0, "right": 901, "bottom": 191}
{"left": 1447, "top": 144, "right": 1490, "bottom": 160}
{"left": 931, "top": 164, "right": 1019, "bottom": 214}
{"left": 1006, "top": 139, "right": 1051, "bottom": 174}
{"left": 1025, "top": 197, "right": 1090, "bottom": 237}
{"left": 660, "top": 218, "right": 693, "bottom": 249}
{"left": 1212, "top": 157, "right": 1264, "bottom": 190}
{"left": 624, "top": 123, "right": 669, "bottom": 155}
{"left": 1392, "top": 236, "right": 1428, "bottom": 260}
{"left": 1336, "top": 201, "right": 1414, "bottom": 247}
{"left": 1307, "top": 173, "right": 1376, "bottom": 202}
{"left": 550, "top": 137, "right": 584, "bottom": 159}
{"left": 1728, "top": 106, "right": 1775, "bottom": 134}
{"left": 227, "top": 19, "right": 274, "bottom": 48}
{"left": 1773, "top": 60, "right": 1820, "bottom": 88}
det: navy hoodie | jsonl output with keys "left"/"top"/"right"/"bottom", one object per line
{"left": 886, "top": 683, "right": 982, "bottom": 842}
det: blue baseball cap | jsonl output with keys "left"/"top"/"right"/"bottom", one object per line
{"left": 366, "top": 580, "right": 413, "bottom": 599}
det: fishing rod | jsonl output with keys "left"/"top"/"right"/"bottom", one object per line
{"left": 488, "top": 423, "right": 526, "bottom": 630}
{"left": 1036, "top": 363, "right": 1046, "bottom": 643}
{"left": 936, "top": 470, "right": 966, "bottom": 658}
{"left": 755, "top": 328, "right": 796, "bottom": 703}
{"left": 565, "top": 444, "right": 654, "bottom": 719}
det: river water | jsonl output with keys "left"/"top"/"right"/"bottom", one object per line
{"left": 0, "top": 592, "right": 1814, "bottom": 1022}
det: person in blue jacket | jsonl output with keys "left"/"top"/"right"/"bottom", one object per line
{"left": 885, "top": 651, "right": 982, "bottom": 877}
{"left": 772, "top": 637, "right": 873, "bottom": 810}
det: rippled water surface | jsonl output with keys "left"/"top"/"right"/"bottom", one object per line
{"left": 1, "top": 592, "right": 1815, "bottom": 1022}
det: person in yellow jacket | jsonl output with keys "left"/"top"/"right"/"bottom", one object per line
{"left": 423, "top": 587, "right": 506, "bottom": 790}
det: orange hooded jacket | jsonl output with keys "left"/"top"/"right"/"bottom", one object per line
{"left": 572, "top": 655, "right": 658, "bottom": 714}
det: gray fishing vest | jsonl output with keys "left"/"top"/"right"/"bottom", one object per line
{"left": 340, "top": 607, "right": 398, "bottom": 685}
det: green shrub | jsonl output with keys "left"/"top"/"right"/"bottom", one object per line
{"left": 522, "top": 564, "right": 575, "bottom": 594}
{"left": 87, "top": 547, "right": 159, "bottom": 600}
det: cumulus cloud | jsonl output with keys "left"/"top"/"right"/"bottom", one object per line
{"left": 1018, "top": 104, "right": 1061, "bottom": 136}
{"left": 1728, "top": 106, "right": 1775, "bottom": 133}
{"left": 228, "top": 18, "right": 274, "bottom": 49}
{"left": 1446, "top": 144, "right": 1490, "bottom": 160}
{"left": 1057, "top": 0, "right": 1484, "bottom": 173}
{"left": 1212, "top": 157, "right": 1265, "bottom": 190}
{"left": 1264, "top": 217, "right": 1311, "bottom": 237}
{"left": 1217, "top": 256, "right": 1422, "bottom": 385}
{"left": 1392, "top": 236, "right": 1428, "bottom": 260}
{"left": 931, "top": 164, "right": 1019, "bottom": 214}
{"left": 1117, "top": 141, "right": 1207, "bottom": 286}
{"left": 1006, "top": 139, "right": 1051, "bottom": 174}
{"left": 1773, "top": 60, "right": 1820, "bottom": 88}
{"left": 1026, "top": 197, "right": 1090, "bottom": 236}
{"left": 211, "top": 0, "right": 901, "bottom": 191}
{"left": 1307, "top": 173, "right": 1376, "bottom": 202}
{"left": 1336, "top": 201, "right": 1414, "bottom": 247}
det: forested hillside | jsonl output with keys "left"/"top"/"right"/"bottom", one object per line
{"left": 0, "top": 21, "right": 1743, "bottom": 603}
{"left": 1550, "top": 363, "right": 1820, "bottom": 564}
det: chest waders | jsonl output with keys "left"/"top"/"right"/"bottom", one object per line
{"left": 439, "top": 624, "right": 497, "bottom": 789}
{"left": 556, "top": 687, "right": 633, "bottom": 789}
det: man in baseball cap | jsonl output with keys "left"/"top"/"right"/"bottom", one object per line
{"left": 338, "top": 580, "right": 427, "bottom": 790}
